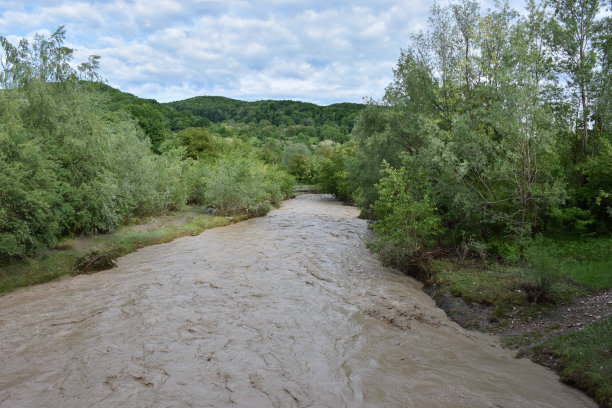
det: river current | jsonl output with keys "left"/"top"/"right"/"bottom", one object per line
{"left": 0, "top": 194, "right": 595, "bottom": 407}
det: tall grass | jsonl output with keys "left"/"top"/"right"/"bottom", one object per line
{"left": 528, "top": 236, "right": 612, "bottom": 290}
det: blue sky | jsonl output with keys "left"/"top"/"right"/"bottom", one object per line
{"left": 1, "top": 0, "right": 521, "bottom": 105}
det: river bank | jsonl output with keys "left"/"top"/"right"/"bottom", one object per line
{"left": 420, "top": 259, "right": 612, "bottom": 407}
{"left": 0, "top": 205, "right": 245, "bottom": 295}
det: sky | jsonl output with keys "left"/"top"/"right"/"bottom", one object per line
{"left": 1, "top": 0, "right": 521, "bottom": 105}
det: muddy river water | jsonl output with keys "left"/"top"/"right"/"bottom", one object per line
{"left": 0, "top": 194, "right": 595, "bottom": 407}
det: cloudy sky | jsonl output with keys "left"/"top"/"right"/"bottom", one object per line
{"left": 1, "top": 0, "right": 517, "bottom": 105}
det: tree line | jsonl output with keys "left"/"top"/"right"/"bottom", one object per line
{"left": 314, "top": 0, "right": 611, "bottom": 263}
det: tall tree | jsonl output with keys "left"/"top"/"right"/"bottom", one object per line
{"left": 452, "top": 0, "right": 480, "bottom": 92}
{"left": 547, "top": 0, "right": 601, "bottom": 154}
{"left": 592, "top": 1, "right": 612, "bottom": 136}
{"left": 428, "top": 3, "right": 460, "bottom": 90}
{"left": 477, "top": 1, "right": 518, "bottom": 86}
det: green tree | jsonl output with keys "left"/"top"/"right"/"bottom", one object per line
{"left": 593, "top": 3, "right": 612, "bottom": 136}
{"left": 0, "top": 27, "right": 187, "bottom": 257}
{"left": 371, "top": 159, "right": 442, "bottom": 258}
{"left": 177, "top": 127, "right": 216, "bottom": 160}
{"left": 452, "top": 0, "right": 480, "bottom": 92}
{"left": 127, "top": 103, "right": 167, "bottom": 153}
{"left": 350, "top": 49, "right": 440, "bottom": 212}
{"left": 282, "top": 142, "right": 312, "bottom": 182}
{"left": 548, "top": 0, "right": 601, "bottom": 154}
{"left": 313, "top": 141, "right": 355, "bottom": 200}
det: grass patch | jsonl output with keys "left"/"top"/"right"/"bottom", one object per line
{"left": 0, "top": 210, "right": 233, "bottom": 295}
{"left": 531, "top": 318, "right": 612, "bottom": 408}
{"left": 429, "top": 258, "right": 584, "bottom": 322}
{"left": 529, "top": 236, "right": 612, "bottom": 289}
{"left": 430, "top": 259, "right": 527, "bottom": 305}
{"left": 100, "top": 215, "right": 231, "bottom": 252}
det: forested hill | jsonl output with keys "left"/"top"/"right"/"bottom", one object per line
{"left": 165, "top": 96, "right": 365, "bottom": 130}
{"left": 93, "top": 83, "right": 365, "bottom": 137}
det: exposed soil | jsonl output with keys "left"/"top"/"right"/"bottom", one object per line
{"left": 424, "top": 284, "right": 612, "bottom": 358}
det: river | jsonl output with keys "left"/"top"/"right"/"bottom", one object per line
{"left": 0, "top": 194, "right": 595, "bottom": 407}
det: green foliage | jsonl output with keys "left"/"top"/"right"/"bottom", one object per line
{"left": 313, "top": 141, "right": 355, "bottom": 200}
{"left": 126, "top": 103, "right": 167, "bottom": 153}
{"left": 0, "top": 28, "right": 186, "bottom": 259}
{"left": 286, "top": 153, "right": 311, "bottom": 182}
{"left": 178, "top": 127, "right": 217, "bottom": 160}
{"left": 282, "top": 142, "right": 312, "bottom": 182}
{"left": 371, "top": 159, "right": 443, "bottom": 258}
{"left": 340, "top": 0, "right": 610, "bottom": 260}
{"left": 204, "top": 155, "right": 295, "bottom": 215}
{"left": 0, "top": 126, "right": 62, "bottom": 256}
{"left": 319, "top": 123, "right": 347, "bottom": 143}
{"left": 547, "top": 0, "right": 600, "bottom": 155}
{"left": 92, "top": 82, "right": 201, "bottom": 133}
{"left": 166, "top": 96, "right": 364, "bottom": 131}
{"left": 579, "top": 138, "right": 612, "bottom": 232}
{"left": 0, "top": 26, "right": 99, "bottom": 88}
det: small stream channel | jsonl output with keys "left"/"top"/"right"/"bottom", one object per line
{"left": 0, "top": 194, "right": 595, "bottom": 407}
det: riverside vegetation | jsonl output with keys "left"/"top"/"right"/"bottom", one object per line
{"left": 1, "top": 0, "right": 611, "bottom": 405}
{"left": 0, "top": 28, "right": 297, "bottom": 290}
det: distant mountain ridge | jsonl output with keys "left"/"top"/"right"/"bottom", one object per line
{"left": 94, "top": 83, "right": 365, "bottom": 132}
{"left": 164, "top": 95, "right": 365, "bottom": 130}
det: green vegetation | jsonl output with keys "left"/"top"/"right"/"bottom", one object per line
{"left": 532, "top": 318, "right": 612, "bottom": 408}
{"left": 528, "top": 237, "right": 612, "bottom": 289}
{"left": 0, "top": 27, "right": 295, "bottom": 269}
{"left": 429, "top": 259, "right": 585, "bottom": 320}
{"left": 165, "top": 96, "right": 363, "bottom": 135}
{"left": 316, "top": 0, "right": 611, "bottom": 257}
{"left": 427, "top": 236, "right": 611, "bottom": 320}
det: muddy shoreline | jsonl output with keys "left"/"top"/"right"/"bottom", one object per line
{"left": 423, "top": 283, "right": 612, "bottom": 360}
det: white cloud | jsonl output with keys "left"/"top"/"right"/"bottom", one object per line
{"left": 1, "top": 0, "right": 446, "bottom": 104}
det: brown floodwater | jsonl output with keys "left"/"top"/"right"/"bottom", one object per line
{"left": 0, "top": 194, "right": 595, "bottom": 407}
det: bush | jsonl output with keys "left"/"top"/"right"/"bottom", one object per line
{"left": 522, "top": 245, "right": 563, "bottom": 304}
{"left": 371, "top": 159, "right": 443, "bottom": 257}
{"left": 313, "top": 141, "right": 355, "bottom": 200}
{"left": 204, "top": 155, "right": 295, "bottom": 215}
{"left": 0, "top": 127, "right": 62, "bottom": 257}
{"left": 0, "top": 82, "right": 188, "bottom": 258}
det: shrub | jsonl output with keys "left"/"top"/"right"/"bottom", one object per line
{"left": 204, "top": 155, "right": 295, "bottom": 215}
{"left": 371, "top": 159, "right": 443, "bottom": 257}
{"left": 522, "top": 246, "right": 563, "bottom": 304}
